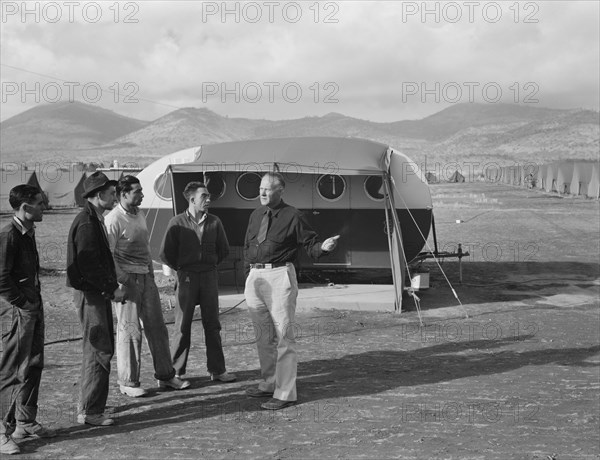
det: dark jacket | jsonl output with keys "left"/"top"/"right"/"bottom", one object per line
{"left": 160, "top": 212, "right": 229, "bottom": 272}
{"left": 0, "top": 219, "right": 42, "bottom": 311}
{"left": 66, "top": 201, "right": 118, "bottom": 296}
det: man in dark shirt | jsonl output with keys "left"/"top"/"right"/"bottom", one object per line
{"left": 66, "top": 172, "right": 125, "bottom": 427}
{"left": 1, "top": 185, "right": 55, "bottom": 455}
{"left": 160, "top": 181, "right": 235, "bottom": 383}
{"left": 243, "top": 172, "right": 339, "bottom": 410}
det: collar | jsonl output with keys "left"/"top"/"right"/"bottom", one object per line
{"left": 118, "top": 203, "right": 138, "bottom": 215}
{"left": 84, "top": 201, "right": 105, "bottom": 222}
{"left": 12, "top": 216, "right": 35, "bottom": 236}
{"left": 263, "top": 199, "right": 285, "bottom": 217}
{"left": 186, "top": 209, "right": 207, "bottom": 225}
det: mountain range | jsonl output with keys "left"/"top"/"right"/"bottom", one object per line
{"left": 1, "top": 101, "right": 598, "bottom": 171}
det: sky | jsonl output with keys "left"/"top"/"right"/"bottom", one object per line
{"left": 1, "top": 0, "right": 599, "bottom": 123}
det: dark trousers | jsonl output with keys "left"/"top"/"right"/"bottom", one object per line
{"left": 75, "top": 290, "right": 114, "bottom": 416}
{"left": 171, "top": 270, "right": 225, "bottom": 376}
{"left": 0, "top": 305, "right": 44, "bottom": 431}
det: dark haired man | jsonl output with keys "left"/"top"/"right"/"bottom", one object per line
{"left": 1, "top": 185, "right": 55, "bottom": 455}
{"left": 160, "top": 181, "right": 235, "bottom": 383}
{"left": 243, "top": 172, "right": 339, "bottom": 410}
{"left": 105, "top": 175, "right": 189, "bottom": 396}
{"left": 67, "top": 171, "right": 125, "bottom": 426}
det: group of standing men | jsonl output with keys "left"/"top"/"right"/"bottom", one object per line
{"left": 1, "top": 170, "right": 338, "bottom": 454}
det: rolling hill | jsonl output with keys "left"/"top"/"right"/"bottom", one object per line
{"left": 1, "top": 102, "right": 597, "bottom": 170}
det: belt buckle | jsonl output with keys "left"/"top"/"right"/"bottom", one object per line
{"left": 265, "top": 263, "right": 273, "bottom": 269}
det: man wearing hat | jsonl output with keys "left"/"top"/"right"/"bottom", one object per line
{"left": 67, "top": 171, "right": 125, "bottom": 426}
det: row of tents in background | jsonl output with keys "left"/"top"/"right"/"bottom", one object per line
{"left": 0, "top": 167, "right": 141, "bottom": 213}
{"left": 481, "top": 161, "right": 600, "bottom": 199}
{"left": 2, "top": 160, "right": 598, "bottom": 212}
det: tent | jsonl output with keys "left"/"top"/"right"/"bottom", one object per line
{"left": 587, "top": 163, "right": 600, "bottom": 199}
{"left": 544, "top": 163, "right": 559, "bottom": 192}
{"left": 535, "top": 164, "right": 548, "bottom": 190}
{"left": 424, "top": 171, "right": 438, "bottom": 183}
{"left": 0, "top": 169, "right": 48, "bottom": 213}
{"left": 37, "top": 168, "right": 86, "bottom": 208}
{"left": 448, "top": 170, "right": 465, "bottom": 183}
{"left": 138, "top": 137, "right": 433, "bottom": 311}
{"left": 555, "top": 162, "right": 575, "bottom": 195}
{"left": 570, "top": 162, "right": 595, "bottom": 196}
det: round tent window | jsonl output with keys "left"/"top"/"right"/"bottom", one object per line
{"left": 236, "top": 172, "right": 262, "bottom": 200}
{"left": 154, "top": 172, "right": 172, "bottom": 200}
{"left": 317, "top": 174, "right": 346, "bottom": 201}
{"left": 364, "top": 175, "right": 385, "bottom": 201}
{"left": 204, "top": 172, "right": 226, "bottom": 201}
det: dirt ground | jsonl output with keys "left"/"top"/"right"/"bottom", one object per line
{"left": 1, "top": 181, "right": 599, "bottom": 460}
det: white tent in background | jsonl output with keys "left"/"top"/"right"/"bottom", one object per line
{"left": 536, "top": 164, "right": 548, "bottom": 190}
{"left": 544, "top": 163, "right": 559, "bottom": 192}
{"left": 569, "top": 162, "right": 595, "bottom": 196}
{"left": 555, "top": 162, "right": 575, "bottom": 195}
{"left": 587, "top": 163, "right": 600, "bottom": 199}
{"left": 37, "top": 168, "right": 85, "bottom": 208}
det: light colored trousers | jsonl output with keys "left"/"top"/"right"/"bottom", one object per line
{"left": 244, "top": 264, "right": 299, "bottom": 402}
{"left": 114, "top": 272, "right": 175, "bottom": 386}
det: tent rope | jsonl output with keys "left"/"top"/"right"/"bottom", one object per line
{"left": 388, "top": 165, "right": 469, "bottom": 319}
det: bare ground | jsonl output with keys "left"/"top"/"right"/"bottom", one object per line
{"left": 2, "top": 181, "right": 599, "bottom": 460}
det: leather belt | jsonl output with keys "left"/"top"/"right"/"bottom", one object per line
{"left": 249, "top": 262, "right": 290, "bottom": 269}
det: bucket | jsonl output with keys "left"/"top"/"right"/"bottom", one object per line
{"left": 411, "top": 272, "right": 430, "bottom": 290}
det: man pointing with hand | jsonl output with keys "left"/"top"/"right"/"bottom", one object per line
{"left": 243, "top": 172, "right": 339, "bottom": 410}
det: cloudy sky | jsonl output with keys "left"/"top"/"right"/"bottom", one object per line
{"left": 1, "top": 1, "right": 598, "bottom": 123}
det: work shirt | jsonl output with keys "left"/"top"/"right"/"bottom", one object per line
{"left": 244, "top": 200, "right": 324, "bottom": 266}
{"left": 105, "top": 204, "right": 153, "bottom": 283}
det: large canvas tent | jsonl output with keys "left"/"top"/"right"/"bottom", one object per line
{"left": 535, "top": 164, "right": 548, "bottom": 190}
{"left": 37, "top": 168, "right": 86, "bottom": 208}
{"left": 569, "top": 162, "right": 595, "bottom": 196}
{"left": 555, "top": 162, "right": 575, "bottom": 195}
{"left": 587, "top": 164, "right": 600, "bottom": 199}
{"left": 138, "top": 137, "right": 433, "bottom": 311}
{"left": 544, "top": 163, "right": 559, "bottom": 192}
{"left": 448, "top": 170, "right": 465, "bottom": 183}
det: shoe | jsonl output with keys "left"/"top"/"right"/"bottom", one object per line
{"left": 210, "top": 372, "right": 236, "bottom": 383}
{"left": 245, "top": 387, "right": 274, "bottom": 398}
{"left": 0, "top": 434, "right": 20, "bottom": 455}
{"left": 12, "top": 422, "right": 57, "bottom": 439}
{"left": 77, "top": 414, "right": 114, "bottom": 426}
{"left": 119, "top": 385, "right": 148, "bottom": 397}
{"left": 261, "top": 398, "right": 297, "bottom": 410}
{"left": 158, "top": 376, "right": 191, "bottom": 390}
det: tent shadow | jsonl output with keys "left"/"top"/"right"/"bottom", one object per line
{"left": 410, "top": 261, "right": 599, "bottom": 311}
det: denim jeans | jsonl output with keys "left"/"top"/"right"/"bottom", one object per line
{"left": 171, "top": 269, "right": 226, "bottom": 376}
{"left": 114, "top": 273, "right": 175, "bottom": 386}
{"left": 75, "top": 290, "right": 113, "bottom": 416}
{"left": 0, "top": 305, "right": 44, "bottom": 431}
